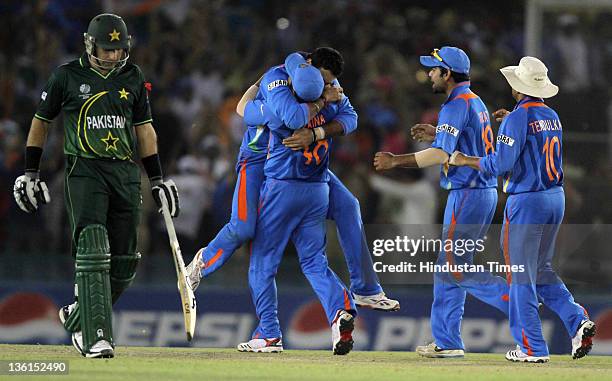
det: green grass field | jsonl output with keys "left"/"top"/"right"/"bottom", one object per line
{"left": 1, "top": 345, "right": 611, "bottom": 381}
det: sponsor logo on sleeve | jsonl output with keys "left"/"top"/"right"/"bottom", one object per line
{"left": 497, "top": 134, "right": 515, "bottom": 147}
{"left": 436, "top": 124, "right": 459, "bottom": 137}
{"left": 267, "top": 79, "right": 288, "bottom": 91}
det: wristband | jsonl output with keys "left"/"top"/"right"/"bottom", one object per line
{"left": 311, "top": 128, "right": 317, "bottom": 144}
{"left": 314, "top": 127, "right": 326, "bottom": 141}
{"left": 25, "top": 146, "right": 43, "bottom": 173}
{"left": 142, "top": 154, "right": 163, "bottom": 183}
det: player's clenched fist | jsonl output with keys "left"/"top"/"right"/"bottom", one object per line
{"left": 449, "top": 151, "right": 466, "bottom": 166}
{"left": 13, "top": 173, "right": 51, "bottom": 213}
{"left": 152, "top": 179, "right": 180, "bottom": 218}
{"left": 323, "top": 85, "right": 343, "bottom": 103}
{"left": 492, "top": 108, "right": 510, "bottom": 122}
{"left": 411, "top": 124, "right": 436, "bottom": 143}
{"left": 374, "top": 152, "right": 396, "bottom": 171}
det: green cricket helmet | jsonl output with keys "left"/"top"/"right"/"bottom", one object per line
{"left": 84, "top": 13, "right": 131, "bottom": 70}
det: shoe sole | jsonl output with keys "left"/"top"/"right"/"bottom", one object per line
{"left": 333, "top": 315, "right": 354, "bottom": 355}
{"left": 85, "top": 349, "right": 114, "bottom": 359}
{"left": 355, "top": 302, "right": 400, "bottom": 312}
{"left": 506, "top": 356, "right": 549, "bottom": 363}
{"left": 573, "top": 321, "right": 596, "bottom": 359}
{"left": 237, "top": 347, "right": 283, "bottom": 353}
{"left": 417, "top": 350, "right": 465, "bottom": 358}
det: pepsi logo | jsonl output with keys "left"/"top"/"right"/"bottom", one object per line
{"left": 0, "top": 292, "right": 66, "bottom": 343}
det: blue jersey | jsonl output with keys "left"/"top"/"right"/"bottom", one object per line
{"left": 479, "top": 96, "right": 563, "bottom": 194}
{"left": 244, "top": 96, "right": 357, "bottom": 182}
{"left": 431, "top": 82, "right": 497, "bottom": 190}
{"left": 237, "top": 62, "right": 315, "bottom": 169}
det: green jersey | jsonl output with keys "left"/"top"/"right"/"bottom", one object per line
{"left": 35, "top": 53, "right": 153, "bottom": 160}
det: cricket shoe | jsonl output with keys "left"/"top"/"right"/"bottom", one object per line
{"left": 416, "top": 342, "right": 464, "bottom": 358}
{"left": 331, "top": 310, "right": 354, "bottom": 355}
{"left": 71, "top": 331, "right": 85, "bottom": 357}
{"left": 353, "top": 292, "right": 400, "bottom": 312}
{"left": 505, "top": 345, "right": 549, "bottom": 363}
{"left": 572, "top": 320, "right": 596, "bottom": 359}
{"left": 59, "top": 303, "right": 85, "bottom": 356}
{"left": 185, "top": 247, "right": 205, "bottom": 291}
{"left": 58, "top": 302, "right": 77, "bottom": 325}
{"left": 237, "top": 338, "right": 283, "bottom": 353}
{"left": 86, "top": 340, "right": 115, "bottom": 358}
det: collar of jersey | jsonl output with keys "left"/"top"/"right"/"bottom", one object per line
{"left": 443, "top": 81, "right": 471, "bottom": 105}
{"left": 79, "top": 53, "right": 118, "bottom": 79}
{"left": 514, "top": 96, "right": 545, "bottom": 110}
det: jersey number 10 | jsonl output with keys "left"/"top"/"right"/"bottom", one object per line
{"left": 542, "top": 136, "right": 561, "bottom": 182}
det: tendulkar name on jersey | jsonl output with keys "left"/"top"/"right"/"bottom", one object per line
{"left": 479, "top": 96, "right": 563, "bottom": 194}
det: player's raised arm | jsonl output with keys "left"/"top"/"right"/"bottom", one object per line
{"left": 236, "top": 75, "right": 264, "bottom": 117}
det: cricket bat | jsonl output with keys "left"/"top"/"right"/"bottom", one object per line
{"left": 159, "top": 192, "right": 197, "bottom": 341}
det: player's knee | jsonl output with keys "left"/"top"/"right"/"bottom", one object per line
{"left": 76, "top": 224, "right": 111, "bottom": 267}
{"left": 110, "top": 252, "right": 141, "bottom": 303}
{"left": 299, "top": 255, "right": 328, "bottom": 275}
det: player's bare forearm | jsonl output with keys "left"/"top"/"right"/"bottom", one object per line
{"left": 450, "top": 151, "right": 482, "bottom": 171}
{"left": 236, "top": 84, "right": 260, "bottom": 117}
{"left": 414, "top": 148, "right": 448, "bottom": 168}
{"left": 307, "top": 98, "right": 326, "bottom": 120}
{"left": 135, "top": 122, "right": 158, "bottom": 158}
{"left": 463, "top": 156, "right": 481, "bottom": 170}
{"left": 321, "top": 120, "right": 344, "bottom": 138}
{"left": 391, "top": 153, "right": 418, "bottom": 168}
{"left": 374, "top": 152, "right": 417, "bottom": 171}
{"left": 27, "top": 117, "right": 49, "bottom": 148}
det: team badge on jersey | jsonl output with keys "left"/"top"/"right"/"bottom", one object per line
{"left": 79, "top": 84, "right": 92, "bottom": 100}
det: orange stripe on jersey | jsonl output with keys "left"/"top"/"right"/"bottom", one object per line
{"left": 452, "top": 92, "right": 478, "bottom": 105}
{"left": 205, "top": 249, "right": 224, "bottom": 268}
{"left": 503, "top": 214, "right": 512, "bottom": 284}
{"left": 343, "top": 289, "right": 351, "bottom": 311}
{"left": 522, "top": 329, "right": 534, "bottom": 356}
{"left": 446, "top": 211, "right": 463, "bottom": 281}
{"left": 520, "top": 102, "right": 548, "bottom": 109}
{"left": 238, "top": 161, "right": 248, "bottom": 221}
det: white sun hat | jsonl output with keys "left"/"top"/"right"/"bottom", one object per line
{"left": 500, "top": 56, "right": 559, "bottom": 98}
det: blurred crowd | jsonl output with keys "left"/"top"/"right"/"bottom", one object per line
{"left": 1, "top": 1, "right": 611, "bottom": 284}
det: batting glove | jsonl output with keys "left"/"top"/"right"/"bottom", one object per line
{"left": 13, "top": 172, "right": 51, "bottom": 213}
{"left": 152, "top": 179, "right": 180, "bottom": 218}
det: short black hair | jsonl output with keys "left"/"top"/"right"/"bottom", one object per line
{"left": 440, "top": 68, "right": 470, "bottom": 83}
{"left": 310, "top": 47, "right": 344, "bottom": 77}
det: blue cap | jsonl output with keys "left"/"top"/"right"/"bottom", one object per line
{"left": 284, "top": 53, "right": 324, "bottom": 102}
{"left": 419, "top": 46, "right": 470, "bottom": 75}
